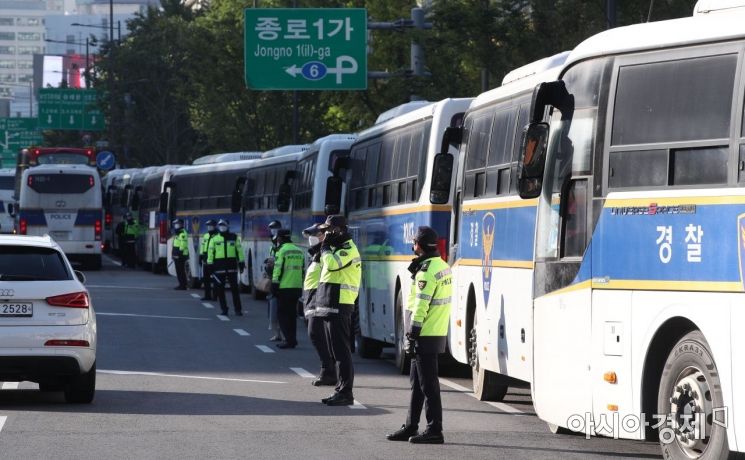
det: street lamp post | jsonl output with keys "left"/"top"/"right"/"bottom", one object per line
{"left": 44, "top": 38, "right": 94, "bottom": 87}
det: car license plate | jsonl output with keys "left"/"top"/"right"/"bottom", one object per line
{"left": 0, "top": 303, "right": 33, "bottom": 317}
{"left": 50, "top": 231, "right": 70, "bottom": 240}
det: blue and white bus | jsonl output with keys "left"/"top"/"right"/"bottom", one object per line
{"left": 343, "top": 98, "right": 471, "bottom": 371}
{"left": 192, "top": 151, "right": 262, "bottom": 165}
{"left": 511, "top": 4, "right": 745, "bottom": 458}
{"left": 137, "top": 165, "right": 181, "bottom": 272}
{"left": 0, "top": 168, "right": 16, "bottom": 234}
{"left": 443, "top": 53, "right": 569, "bottom": 400}
{"left": 102, "top": 168, "right": 135, "bottom": 254}
{"left": 18, "top": 164, "right": 103, "bottom": 270}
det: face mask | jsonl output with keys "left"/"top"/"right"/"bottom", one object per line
{"left": 207, "top": 225, "right": 215, "bottom": 232}
{"left": 174, "top": 224, "right": 182, "bottom": 231}
{"left": 270, "top": 229, "right": 279, "bottom": 237}
{"left": 218, "top": 225, "right": 228, "bottom": 233}
{"left": 308, "top": 236, "right": 320, "bottom": 246}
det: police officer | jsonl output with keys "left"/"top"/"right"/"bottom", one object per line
{"left": 316, "top": 215, "right": 361, "bottom": 406}
{"left": 199, "top": 219, "right": 218, "bottom": 301}
{"left": 268, "top": 220, "right": 282, "bottom": 256}
{"left": 386, "top": 226, "right": 451, "bottom": 444}
{"left": 171, "top": 219, "right": 189, "bottom": 290}
{"left": 208, "top": 219, "right": 245, "bottom": 316}
{"left": 271, "top": 229, "right": 304, "bottom": 349}
{"left": 122, "top": 212, "right": 141, "bottom": 268}
{"left": 302, "top": 224, "right": 335, "bottom": 385}
{"left": 267, "top": 220, "right": 283, "bottom": 341}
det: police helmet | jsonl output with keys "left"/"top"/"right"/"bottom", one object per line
{"left": 413, "top": 226, "right": 439, "bottom": 249}
{"left": 205, "top": 219, "right": 217, "bottom": 226}
{"left": 217, "top": 219, "right": 229, "bottom": 227}
{"left": 302, "top": 223, "right": 323, "bottom": 237}
{"left": 318, "top": 214, "right": 347, "bottom": 232}
{"left": 172, "top": 218, "right": 183, "bottom": 227}
{"left": 268, "top": 220, "right": 281, "bottom": 229}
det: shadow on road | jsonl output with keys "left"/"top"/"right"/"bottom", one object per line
{"left": 446, "top": 442, "right": 661, "bottom": 459}
{"left": 0, "top": 389, "right": 389, "bottom": 417}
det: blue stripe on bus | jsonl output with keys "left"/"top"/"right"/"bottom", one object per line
{"left": 456, "top": 205, "right": 536, "bottom": 263}
{"left": 74, "top": 209, "right": 102, "bottom": 226}
{"left": 19, "top": 210, "right": 46, "bottom": 225}
{"left": 348, "top": 209, "right": 451, "bottom": 256}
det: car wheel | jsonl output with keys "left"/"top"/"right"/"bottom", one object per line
{"left": 64, "top": 362, "right": 96, "bottom": 404}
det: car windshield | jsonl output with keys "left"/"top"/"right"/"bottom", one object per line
{"left": 0, "top": 246, "right": 72, "bottom": 281}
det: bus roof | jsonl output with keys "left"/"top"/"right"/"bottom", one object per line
{"left": 694, "top": 0, "right": 745, "bottom": 15}
{"left": 170, "top": 158, "right": 259, "bottom": 178}
{"left": 565, "top": 8, "right": 745, "bottom": 70}
{"left": 357, "top": 98, "right": 472, "bottom": 140}
{"left": 250, "top": 151, "right": 303, "bottom": 169}
{"left": 0, "top": 168, "right": 14, "bottom": 176}
{"left": 24, "top": 164, "right": 98, "bottom": 175}
{"left": 308, "top": 134, "right": 358, "bottom": 152}
{"left": 192, "top": 151, "right": 263, "bottom": 165}
{"left": 374, "top": 101, "right": 433, "bottom": 125}
{"left": 261, "top": 144, "right": 311, "bottom": 159}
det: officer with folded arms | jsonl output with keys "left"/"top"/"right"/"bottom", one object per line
{"left": 207, "top": 219, "right": 245, "bottom": 316}
{"left": 199, "top": 219, "right": 218, "bottom": 301}
{"left": 316, "top": 215, "right": 361, "bottom": 407}
{"left": 387, "top": 226, "right": 451, "bottom": 444}
{"left": 171, "top": 218, "right": 189, "bottom": 290}
{"left": 302, "top": 223, "right": 335, "bottom": 386}
{"left": 271, "top": 229, "right": 304, "bottom": 349}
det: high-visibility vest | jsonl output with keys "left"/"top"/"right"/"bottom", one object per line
{"left": 124, "top": 220, "right": 141, "bottom": 241}
{"left": 406, "top": 255, "right": 452, "bottom": 353}
{"left": 172, "top": 229, "right": 189, "bottom": 257}
{"left": 315, "top": 237, "right": 361, "bottom": 316}
{"left": 200, "top": 231, "right": 216, "bottom": 258}
{"left": 207, "top": 232, "right": 244, "bottom": 271}
{"left": 302, "top": 253, "right": 322, "bottom": 317}
{"left": 272, "top": 242, "right": 304, "bottom": 289}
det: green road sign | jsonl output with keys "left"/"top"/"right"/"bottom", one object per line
{"left": 38, "top": 88, "right": 105, "bottom": 131}
{"left": 244, "top": 8, "right": 367, "bottom": 90}
{"left": 0, "top": 117, "right": 43, "bottom": 167}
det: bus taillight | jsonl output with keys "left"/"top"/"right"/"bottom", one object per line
{"left": 19, "top": 218, "right": 27, "bottom": 235}
{"left": 94, "top": 219, "right": 102, "bottom": 241}
{"left": 438, "top": 238, "right": 448, "bottom": 262}
{"left": 159, "top": 219, "right": 168, "bottom": 244}
{"left": 105, "top": 212, "right": 112, "bottom": 228}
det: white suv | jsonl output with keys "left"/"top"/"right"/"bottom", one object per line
{"left": 0, "top": 235, "right": 97, "bottom": 403}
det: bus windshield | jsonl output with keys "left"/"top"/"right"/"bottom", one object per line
{"left": 28, "top": 174, "right": 95, "bottom": 194}
{"left": 36, "top": 153, "right": 91, "bottom": 165}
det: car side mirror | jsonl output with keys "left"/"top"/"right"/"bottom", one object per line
{"left": 430, "top": 153, "right": 454, "bottom": 205}
{"left": 277, "top": 183, "right": 292, "bottom": 212}
{"left": 324, "top": 176, "right": 343, "bottom": 215}
{"left": 74, "top": 270, "right": 86, "bottom": 284}
{"left": 517, "top": 122, "right": 550, "bottom": 199}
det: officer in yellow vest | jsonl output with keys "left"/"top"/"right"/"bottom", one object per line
{"left": 302, "top": 223, "right": 335, "bottom": 385}
{"left": 199, "top": 219, "right": 218, "bottom": 301}
{"left": 122, "top": 212, "right": 141, "bottom": 268}
{"left": 271, "top": 229, "right": 305, "bottom": 349}
{"left": 387, "top": 226, "right": 451, "bottom": 444}
{"left": 171, "top": 219, "right": 189, "bottom": 290}
{"left": 207, "top": 219, "right": 245, "bottom": 316}
{"left": 316, "top": 215, "right": 362, "bottom": 407}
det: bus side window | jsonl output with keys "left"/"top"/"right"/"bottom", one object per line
{"left": 561, "top": 179, "right": 588, "bottom": 258}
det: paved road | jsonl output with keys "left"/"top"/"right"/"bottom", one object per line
{"left": 0, "top": 257, "right": 662, "bottom": 459}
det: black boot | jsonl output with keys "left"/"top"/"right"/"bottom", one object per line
{"left": 321, "top": 393, "right": 338, "bottom": 404}
{"left": 311, "top": 376, "right": 336, "bottom": 387}
{"left": 386, "top": 424, "right": 418, "bottom": 441}
{"left": 408, "top": 430, "right": 444, "bottom": 444}
{"left": 324, "top": 392, "right": 354, "bottom": 406}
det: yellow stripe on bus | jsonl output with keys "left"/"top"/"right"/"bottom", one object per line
{"left": 461, "top": 198, "right": 538, "bottom": 212}
{"left": 593, "top": 279, "right": 742, "bottom": 292}
{"left": 454, "top": 258, "right": 534, "bottom": 269}
{"left": 605, "top": 195, "right": 745, "bottom": 207}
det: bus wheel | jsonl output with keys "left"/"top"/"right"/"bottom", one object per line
{"left": 469, "top": 309, "right": 507, "bottom": 401}
{"left": 357, "top": 333, "right": 383, "bottom": 359}
{"left": 394, "top": 290, "right": 410, "bottom": 375}
{"left": 657, "top": 330, "right": 734, "bottom": 460}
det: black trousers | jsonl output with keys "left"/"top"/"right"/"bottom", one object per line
{"left": 202, "top": 264, "right": 212, "bottom": 299}
{"left": 277, "top": 289, "right": 301, "bottom": 346}
{"left": 174, "top": 256, "right": 187, "bottom": 288}
{"left": 215, "top": 271, "right": 242, "bottom": 314}
{"left": 323, "top": 310, "right": 354, "bottom": 395}
{"left": 406, "top": 352, "right": 443, "bottom": 433}
{"left": 123, "top": 241, "right": 136, "bottom": 267}
{"left": 308, "top": 315, "right": 335, "bottom": 380}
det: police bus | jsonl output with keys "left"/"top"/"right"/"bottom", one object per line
{"left": 102, "top": 168, "right": 136, "bottom": 254}
{"left": 442, "top": 53, "right": 569, "bottom": 400}
{"left": 237, "top": 145, "right": 308, "bottom": 297}
{"left": 0, "top": 168, "right": 16, "bottom": 233}
{"left": 510, "top": 3, "right": 745, "bottom": 458}
{"left": 166, "top": 159, "right": 258, "bottom": 286}
{"left": 18, "top": 164, "right": 103, "bottom": 270}
{"left": 192, "top": 151, "right": 262, "bottom": 165}
{"left": 137, "top": 165, "right": 181, "bottom": 272}
{"left": 15, "top": 146, "right": 97, "bottom": 199}
{"left": 341, "top": 99, "right": 471, "bottom": 371}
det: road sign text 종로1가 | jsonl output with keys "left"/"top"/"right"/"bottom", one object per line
{"left": 244, "top": 8, "right": 367, "bottom": 90}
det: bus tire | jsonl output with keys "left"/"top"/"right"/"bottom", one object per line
{"left": 657, "top": 330, "right": 735, "bottom": 460}
{"left": 470, "top": 307, "right": 508, "bottom": 401}
{"left": 357, "top": 334, "right": 383, "bottom": 359}
{"left": 394, "top": 290, "right": 410, "bottom": 375}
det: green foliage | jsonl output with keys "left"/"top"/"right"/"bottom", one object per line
{"left": 91, "top": 0, "right": 697, "bottom": 166}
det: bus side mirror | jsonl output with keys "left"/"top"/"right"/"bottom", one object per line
{"left": 231, "top": 189, "right": 242, "bottom": 213}
{"left": 130, "top": 191, "right": 141, "bottom": 210}
{"left": 517, "top": 122, "right": 550, "bottom": 199}
{"left": 324, "top": 176, "right": 343, "bottom": 215}
{"left": 277, "top": 183, "right": 292, "bottom": 212}
{"left": 159, "top": 191, "right": 169, "bottom": 213}
{"left": 430, "top": 153, "right": 454, "bottom": 205}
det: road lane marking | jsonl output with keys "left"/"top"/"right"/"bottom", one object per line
{"left": 202, "top": 302, "right": 215, "bottom": 309}
{"left": 98, "top": 369, "right": 285, "bottom": 384}
{"left": 0, "top": 416, "right": 6, "bottom": 433}
{"left": 233, "top": 329, "right": 250, "bottom": 336}
{"left": 256, "top": 345, "right": 275, "bottom": 353}
{"left": 290, "top": 367, "right": 314, "bottom": 378}
{"left": 217, "top": 315, "right": 230, "bottom": 322}
{"left": 103, "top": 255, "right": 122, "bottom": 267}
{"left": 350, "top": 400, "right": 367, "bottom": 409}
{"left": 439, "top": 377, "right": 525, "bottom": 415}
{"left": 97, "top": 312, "right": 211, "bottom": 321}
{"left": 1, "top": 382, "right": 19, "bottom": 390}
{"left": 87, "top": 285, "right": 164, "bottom": 291}
{"left": 191, "top": 294, "right": 201, "bottom": 299}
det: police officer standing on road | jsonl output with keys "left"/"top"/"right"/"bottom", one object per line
{"left": 122, "top": 212, "right": 140, "bottom": 268}
{"left": 302, "top": 224, "right": 335, "bottom": 385}
{"left": 171, "top": 219, "right": 189, "bottom": 290}
{"left": 200, "top": 219, "right": 218, "bottom": 301}
{"left": 316, "top": 215, "right": 361, "bottom": 406}
{"left": 208, "top": 219, "right": 245, "bottom": 316}
{"left": 267, "top": 220, "right": 283, "bottom": 341}
{"left": 271, "top": 229, "right": 304, "bottom": 349}
{"left": 387, "top": 226, "right": 451, "bottom": 444}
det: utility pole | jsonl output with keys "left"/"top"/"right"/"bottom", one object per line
{"left": 291, "top": 0, "right": 299, "bottom": 144}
